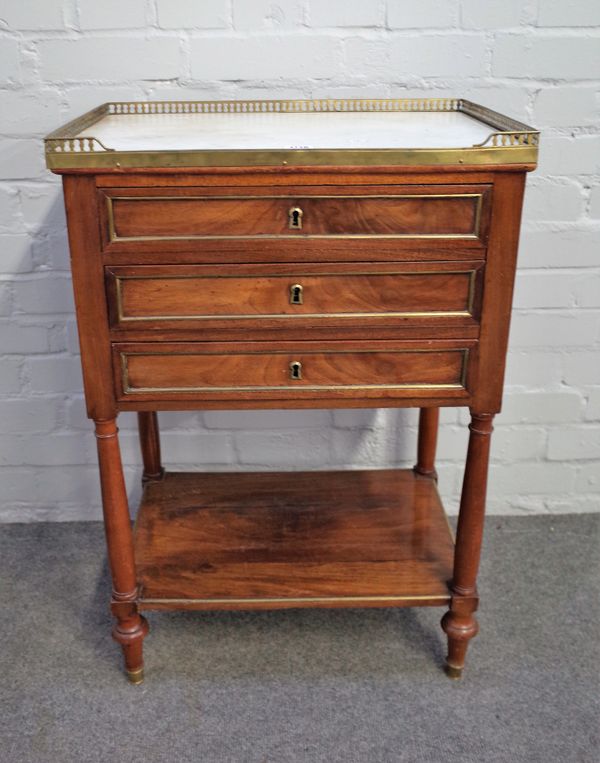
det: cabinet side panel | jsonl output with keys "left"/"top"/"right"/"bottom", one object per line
{"left": 63, "top": 174, "right": 116, "bottom": 419}
{"left": 473, "top": 171, "right": 527, "bottom": 413}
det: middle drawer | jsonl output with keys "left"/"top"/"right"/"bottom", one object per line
{"left": 106, "top": 262, "right": 483, "bottom": 333}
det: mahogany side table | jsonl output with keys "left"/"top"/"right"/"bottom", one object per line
{"left": 45, "top": 98, "right": 538, "bottom": 683}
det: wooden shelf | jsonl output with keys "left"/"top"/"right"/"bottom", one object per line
{"left": 134, "top": 469, "right": 454, "bottom": 611}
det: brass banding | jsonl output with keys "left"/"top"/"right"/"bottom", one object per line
{"left": 46, "top": 146, "right": 539, "bottom": 170}
{"left": 139, "top": 593, "right": 451, "bottom": 606}
{"left": 126, "top": 666, "right": 144, "bottom": 685}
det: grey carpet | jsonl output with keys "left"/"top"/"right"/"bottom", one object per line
{"left": 0, "top": 515, "right": 598, "bottom": 763}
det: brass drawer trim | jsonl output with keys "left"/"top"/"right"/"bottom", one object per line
{"left": 119, "top": 347, "right": 470, "bottom": 395}
{"left": 106, "top": 193, "right": 484, "bottom": 243}
{"left": 112, "top": 268, "right": 478, "bottom": 323}
{"left": 139, "top": 593, "right": 451, "bottom": 606}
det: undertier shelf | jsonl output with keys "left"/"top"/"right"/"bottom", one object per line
{"left": 134, "top": 469, "right": 455, "bottom": 610}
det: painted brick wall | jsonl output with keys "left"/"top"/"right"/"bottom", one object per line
{"left": 0, "top": 0, "right": 598, "bottom": 521}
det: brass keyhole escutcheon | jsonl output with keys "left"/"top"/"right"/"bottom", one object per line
{"left": 289, "top": 361, "right": 302, "bottom": 380}
{"left": 288, "top": 206, "right": 303, "bottom": 230}
{"left": 290, "top": 283, "right": 304, "bottom": 305}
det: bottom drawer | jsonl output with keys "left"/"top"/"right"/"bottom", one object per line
{"left": 114, "top": 341, "right": 475, "bottom": 402}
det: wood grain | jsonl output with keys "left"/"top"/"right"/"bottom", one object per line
{"left": 116, "top": 395, "right": 473, "bottom": 413}
{"left": 137, "top": 411, "right": 163, "bottom": 482}
{"left": 114, "top": 340, "right": 474, "bottom": 402}
{"left": 442, "top": 411, "right": 495, "bottom": 677}
{"left": 134, "top": 469, "right": 454, "bottom": 608}
{"left": 62, "top": 176, "right": 116, "bottom": 419}
{"left": 103, "top": 238, "right": 487, "bottom": 264}
{"left": 106, "top": 260, "right": 483, "bottom": 332}
{"left": 95, "top": 418, "right": 148, "bottom": 677}
{"left": 99, "top": 181, "right": 492, "bottom": 255}
{"left": 473, "top": 172, "right": 527, "bottom": 413}
{"left": 108, "top": 192, "right": 484, "bottom": 240}
{"left": 414, "top": 407, "right": 440, "bottom": 479}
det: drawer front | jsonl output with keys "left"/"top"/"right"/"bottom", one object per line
{"left": 113, "top": 341, "right": 474, "bottom": 402}
{"left": 101, "top": 185, "right": 491, "bottom": 246}
{"left": 106, "top": 262, "right": 483, "bottom": 331}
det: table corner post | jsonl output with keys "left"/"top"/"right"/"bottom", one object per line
{"left": 94, "top": 416, "right": 149, "bottom": 684}
{"left": 413, "top": 406, "right": 440, "bottom": 480}
{"left": 441, "top": 410, "right": 494, "bottom": 678}
{"left": 138, "top": 411, "right": 165, "bottom": 483}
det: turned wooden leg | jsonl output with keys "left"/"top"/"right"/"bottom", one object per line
{"left": 414, "top": 407, "right": 440, "bottom": 479}
{"left": 441, "top": 411, "right": 494, "bottom": 679}
{"left": 95, "top": 418, "right": 149, "bottom": 684}
{"left": 138, "top": 411, "right": 164, "bottom": 482}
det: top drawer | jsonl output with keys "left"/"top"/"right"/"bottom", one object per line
{"left": 99, "top": 185, "right": 491, "bottom": 251}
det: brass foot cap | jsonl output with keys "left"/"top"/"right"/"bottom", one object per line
{"left": 142, "top": 467, "right": 165, "bottom": 484}
{"left": 445, "top": 663, "right": 463, "bottom": 680}
{"left": 126, "top": 667, "right": 144, "bottom": 685}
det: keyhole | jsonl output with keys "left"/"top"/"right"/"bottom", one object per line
{"left": 290, "top": 284, "right": 303, "bottom": 305}
{"left": 289, "top": 361, "right": 302, "bottom": 380}
{"left": 288, "top": 206, "right": 303, "bottom": 230}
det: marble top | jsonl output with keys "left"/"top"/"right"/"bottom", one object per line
{"left": 76, "top": 111, "right": 494, "bottom": 152}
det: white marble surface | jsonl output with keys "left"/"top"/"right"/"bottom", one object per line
{"left": 76, "top": 111, "right": 494, "bottom": 151}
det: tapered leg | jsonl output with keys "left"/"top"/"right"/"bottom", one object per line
{"left": 95, "top": 418, "right": 149, "bottom": 684}
{"left": 414, "top": 407, "right": 440, "bottom": 479}
{"left": 441, "top": 411, "right": 494, "bottom": 678}
{"left": 137, "top": 411, "right": 164, "bottom": 482}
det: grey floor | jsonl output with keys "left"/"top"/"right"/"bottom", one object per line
{"left": 0, "top": 515, "right": 598, "bottom": 763}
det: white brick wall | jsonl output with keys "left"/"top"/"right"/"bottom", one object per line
{"left": 0, "top": 1, "right": 598, "bottom": 521}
